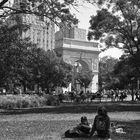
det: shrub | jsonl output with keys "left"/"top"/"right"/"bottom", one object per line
{"left": 0, "top": 95, "right": 16, "bottom": 109}
{"left": 44, "top": 94, "right": 59, "bottom": 106}
{"left": 37, "top": 96, "right": 47, "bottom": 107}
{"left": 0, "top": 93, "right": 61, "bottom": 109}
{"left": 0, "top": 94, "right": 48, "bottom": 109}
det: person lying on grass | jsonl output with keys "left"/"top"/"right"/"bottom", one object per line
{"left": 110, "top": 122, "right": 126, "bottom": 134}
{"left": 65, "top": 116, "right": 92, "bottom": 138}
{"left": 89, "top": 106, "right": 111, "bottom": 140}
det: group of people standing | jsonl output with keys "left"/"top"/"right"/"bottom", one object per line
{"left": 108, "top": 89, "right": 128, "bottom": 102}
{"left": 59, "top": 88, "right": 140, "bottom": 103}
{"left": 106, "top": 89, "right": 140, "bottom": 101}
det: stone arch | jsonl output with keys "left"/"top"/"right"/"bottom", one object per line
{"left": 55, "top": 30, "right": 100, "bottom": 92}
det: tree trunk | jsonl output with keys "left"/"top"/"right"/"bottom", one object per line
{"left": 131, "top": 89, "right": 134, "bottom": 101}
{"left": 84, "top": 85, "right": 86, "bottom": 93}
{"left": 23, "top": 81, "right": 27, "bottom": 93}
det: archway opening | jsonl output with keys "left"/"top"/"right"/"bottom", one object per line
{"left": 75, "top": 59, "right": 90, "bottom": 73}
{"left": 72, "top": 60, "right": 93, "bottom": 93}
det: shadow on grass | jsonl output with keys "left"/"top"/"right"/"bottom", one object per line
{"left": 1, "top": 101, "right": 140, "bottom": 115}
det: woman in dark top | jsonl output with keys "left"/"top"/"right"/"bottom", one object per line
{"left": 90, "top": 106, "right": 111, "bottom": 139}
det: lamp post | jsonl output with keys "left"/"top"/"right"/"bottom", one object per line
{"left": 72, "top": 63, "right": 78, "bottom": 92}
{"left": 130, "top": 77, "right": 135, "bottom": 101}
{"left": 137, "top": 78, "right": 140, "bottom": 90}
{"left": 36, "top": 70, "right": 41, "bottom": 93}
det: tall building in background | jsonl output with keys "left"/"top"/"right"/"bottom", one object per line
{"left": 12, "top": 0, "right": 55, "bottom": 51}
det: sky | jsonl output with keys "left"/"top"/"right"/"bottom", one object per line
{"left": 72, "top": 2, "right": 123, "bottom": 59}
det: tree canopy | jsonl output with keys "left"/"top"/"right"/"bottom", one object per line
{"left": 113, "top": 54, "right": 139, "bottom": 89}
{"left": 87, "top": 0, "right": 140, "bottom": 85}
{"left": 0, "top": 0, "right": 78, "bottom": 26}
{"left": 0, "top": 18, "right": 34, "bottom": 90}
{"left": 88, "top": 0, "right": 140, "bottom": 57}
{"left": 99, "top": 54, "right": 140, "bottom": 90}
{"left": 99, "top": 56, "right": 119, "bottom": 89}
{"left": 76, "top": 71, "right": 93, "bottom": 91}
{"left": 32, "top": 49, "right": 73, "bottom": 93}
{"left": 0, "top": 17, "right": 73, "bottom": 93}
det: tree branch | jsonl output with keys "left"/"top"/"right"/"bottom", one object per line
{"left": 0, "top": 0, "right": 8, "bottom": 8}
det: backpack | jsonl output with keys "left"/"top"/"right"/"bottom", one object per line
{"left": 96, "top": 117, "right": 106, "bottom": 131}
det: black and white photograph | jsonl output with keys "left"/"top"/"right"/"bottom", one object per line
{"left": 0, "top": 0, "right": 140, "bottom": 139}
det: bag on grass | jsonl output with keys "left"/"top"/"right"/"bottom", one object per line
{"left": 65, "top": 129, "right": 81, "bottom": 138}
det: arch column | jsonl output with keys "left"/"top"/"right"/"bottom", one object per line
{"left": 91, "top": 74, "right": 98, "bottom": 93}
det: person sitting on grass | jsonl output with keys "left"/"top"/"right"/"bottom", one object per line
{"left": 89, "top": 106, "right": 111, "bottom": 140}
{"left": 65, "top": 116, "right": 92, "bottom": 138}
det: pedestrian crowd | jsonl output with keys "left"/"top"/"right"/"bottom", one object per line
{"left": 57, "top": 88, "right": 140, "bottom": 103}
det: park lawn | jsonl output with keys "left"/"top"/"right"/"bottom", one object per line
{"left": 0, "top": 102, "right": 140, "bottom": 140}
{"left": 0, "top": 114, "right": 139, "bottom": 140}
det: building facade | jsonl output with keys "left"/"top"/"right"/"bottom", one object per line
{"left": 12, "top": 0, "right": 55, "bottom": 51}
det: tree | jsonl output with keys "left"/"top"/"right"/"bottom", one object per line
{"left": 0, "top": 0, "right": 78, "bottom": 93}
{"left": 0, "top": 17, "right": 36, "bottom": 92}
{"left": 88, "top": 0, "right": 140, "bottom": 88}
{"left": 30, "top": 49, "right": 73, "bottom": 94}
{"left": 76, "top": 71, "right": 93, "bottom": 92}
{"left": 88, "top": 0, "right": 140, "bottom": 56}
{"left": 0, "top": 20, "right": 73, "bottom": 93}
{"left": 113, "top": 55, "right": 139, "bottom": 101}
{"left": 0, "top": 0, "right": 78, "bottom": 27}
{"left": 99, "top": 56, "right": 119, "bottom": 90}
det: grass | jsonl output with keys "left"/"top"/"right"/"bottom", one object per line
{"left": 0, "top": 116, "right": 139, "bottom": 140}
{"left": 0, "top": 102, "right": 140, "bottom": 140}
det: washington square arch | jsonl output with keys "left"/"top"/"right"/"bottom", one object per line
{"left": 55, "top": 25, "right": 100, "bottom": 93}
